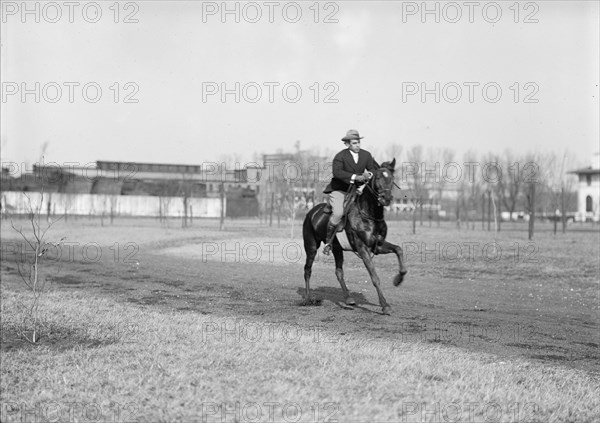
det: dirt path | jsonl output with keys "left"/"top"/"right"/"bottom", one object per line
{"left": 5, "top": 234, "right": 597, "bottom": 376}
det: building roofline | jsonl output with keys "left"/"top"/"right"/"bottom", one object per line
{"left": 96, "top": 160, "right": 264, "bottom": 171}
{"left": 568, "top": 167, "right": 600, "bottom": 175}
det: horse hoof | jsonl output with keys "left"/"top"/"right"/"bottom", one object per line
{"left": 345, "top": 297, "right": 356, "bottom": 306}
{"left": 393, "top": 271, "right": 407, "bottom": 287}
{"left": 300, "top": 297, "right": 322, "bottom": 306}
{"left": 382, "top": 306, "right": 392, "bottom": 315}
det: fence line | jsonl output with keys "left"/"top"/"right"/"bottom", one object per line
{"left": 0, "top": 192, "right": 222, "bottom": 218}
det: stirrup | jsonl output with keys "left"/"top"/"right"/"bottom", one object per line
{"left": 323, "top": 243, "right": 332, "bottom": 255}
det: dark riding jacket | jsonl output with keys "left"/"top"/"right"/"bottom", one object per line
{"left": 323, "top": 149, "right": 379, "bottom": 194}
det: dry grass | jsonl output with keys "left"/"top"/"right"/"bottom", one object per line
{"left": 1, "top": 285, "right": 598, "bottom": 423}
{"left": 2, "top": 217, "right": 598, "bottom": 422}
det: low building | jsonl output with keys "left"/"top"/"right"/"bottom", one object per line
{"left": 1, "top": 160, "right": 263, "bottom": 218}
{"left": 95, "top": 160, "right": 261, "bottom": 198}
{"left": 569, "top": 166, "right": 600, "bottom": 222}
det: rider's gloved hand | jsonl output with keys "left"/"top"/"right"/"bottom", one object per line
{"left": 355, "top": 175, "right": 366, "bottom": 183}
{"left": 363, "top": 170, "right": 373, "bottom": 180}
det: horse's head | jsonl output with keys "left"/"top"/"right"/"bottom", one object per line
{"left": 370, "top": 158, "right": 396, "bottom": 206}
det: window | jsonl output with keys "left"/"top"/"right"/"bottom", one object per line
{"left": 586, "top": 196, "right": 593, "bottom": 212}
{"left": 586, "top": 175, "right": 592, "bottom": 186}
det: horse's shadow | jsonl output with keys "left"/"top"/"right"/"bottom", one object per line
{"left": 296, "top": 286, "right": 380, "bottom": 311}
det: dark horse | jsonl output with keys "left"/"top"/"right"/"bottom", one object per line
{"left": 302, "top": 159, "right": 407, "bottom": 315}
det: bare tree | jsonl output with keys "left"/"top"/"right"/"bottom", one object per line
{"left": 158, "top": 179, "right": 178, "bottom": 225}
{"left": 385, "top": 142, "right": 403, "bottom": 164}
{"left": 286, "top": 182, "right": 298, "bottom": 238}
{"left": 497, "top": 150, "right": 525, "bottom": 221}
{"left": 523, "top": 151, "right": 548, "bottom": 239}
{"left": 544, "top": 151, "right": 578, "bottom": 233}
{"left": 10, "top": 191, "right": 64, "bottom": 343}
{"left": 406, "top": 145, "right": 428, "bottom": 234}
{"left": 427, "top": 147, "right": 455, "bottom": 226}
{"left": 179, "top": 173, "right": 194, "bottom": 228}
{"left": 460, "top": 150, "right": 483, "bottom": 230}
{"left": 481, "top": 152, "right": 505, "bottom": 233}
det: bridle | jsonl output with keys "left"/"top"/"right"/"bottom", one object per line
{"left": 357, "top": 169, "right": 394, "bottom": 222}
{"left": 364, "top": 169, "right": 393, "bottom": 207}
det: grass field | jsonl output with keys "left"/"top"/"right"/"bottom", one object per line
{"left": 1, "top": 217, "right": 599, "bottom": 422}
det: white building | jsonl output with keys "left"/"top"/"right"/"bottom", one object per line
{"left": 569, "top": 167, "right": 600, "bottom": 222}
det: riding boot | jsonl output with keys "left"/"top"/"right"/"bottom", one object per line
{"left": 322, "top": 221, "right": 337, "bottom": 255}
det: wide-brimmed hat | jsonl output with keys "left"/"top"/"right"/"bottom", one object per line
{"left": 341, "top": 129, "right": 364, "bottom": 142}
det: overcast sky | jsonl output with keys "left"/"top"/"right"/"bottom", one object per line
{"left": 1, "top": 1, "right": 598, "bottom": 170}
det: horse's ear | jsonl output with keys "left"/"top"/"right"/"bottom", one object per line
{"left": 390, "top": 158, "right": 396, "bottom": 170}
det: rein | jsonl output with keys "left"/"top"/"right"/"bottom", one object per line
{"left": 356, "top": 172, "right": 389, "bottom": 222}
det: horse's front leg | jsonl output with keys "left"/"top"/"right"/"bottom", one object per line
{"left": 356, "top": 244, "right": 391, "bottom": 315}
{"left": 374, "top": 240, "right": 408, "bottom": 286}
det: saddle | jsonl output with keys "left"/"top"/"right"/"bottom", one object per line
{"left": 318, "top": 184, "right": 383, "bottom": 253}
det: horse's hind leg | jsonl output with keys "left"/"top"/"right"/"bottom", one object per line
{"left": 303, "top": 236, "right": 318, "bottom": 304}
{"left": 332, "top": 245, "right": 355, "bottom": 306}
{"left": 375, "top": 240, "right": 408, "bottom": 286}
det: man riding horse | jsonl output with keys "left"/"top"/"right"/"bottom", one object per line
{"left": 303, "top": 129, "right": 407, "bottom": 314}
{"left": 322, "top": 129, "right": 379, "bottom": 255}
